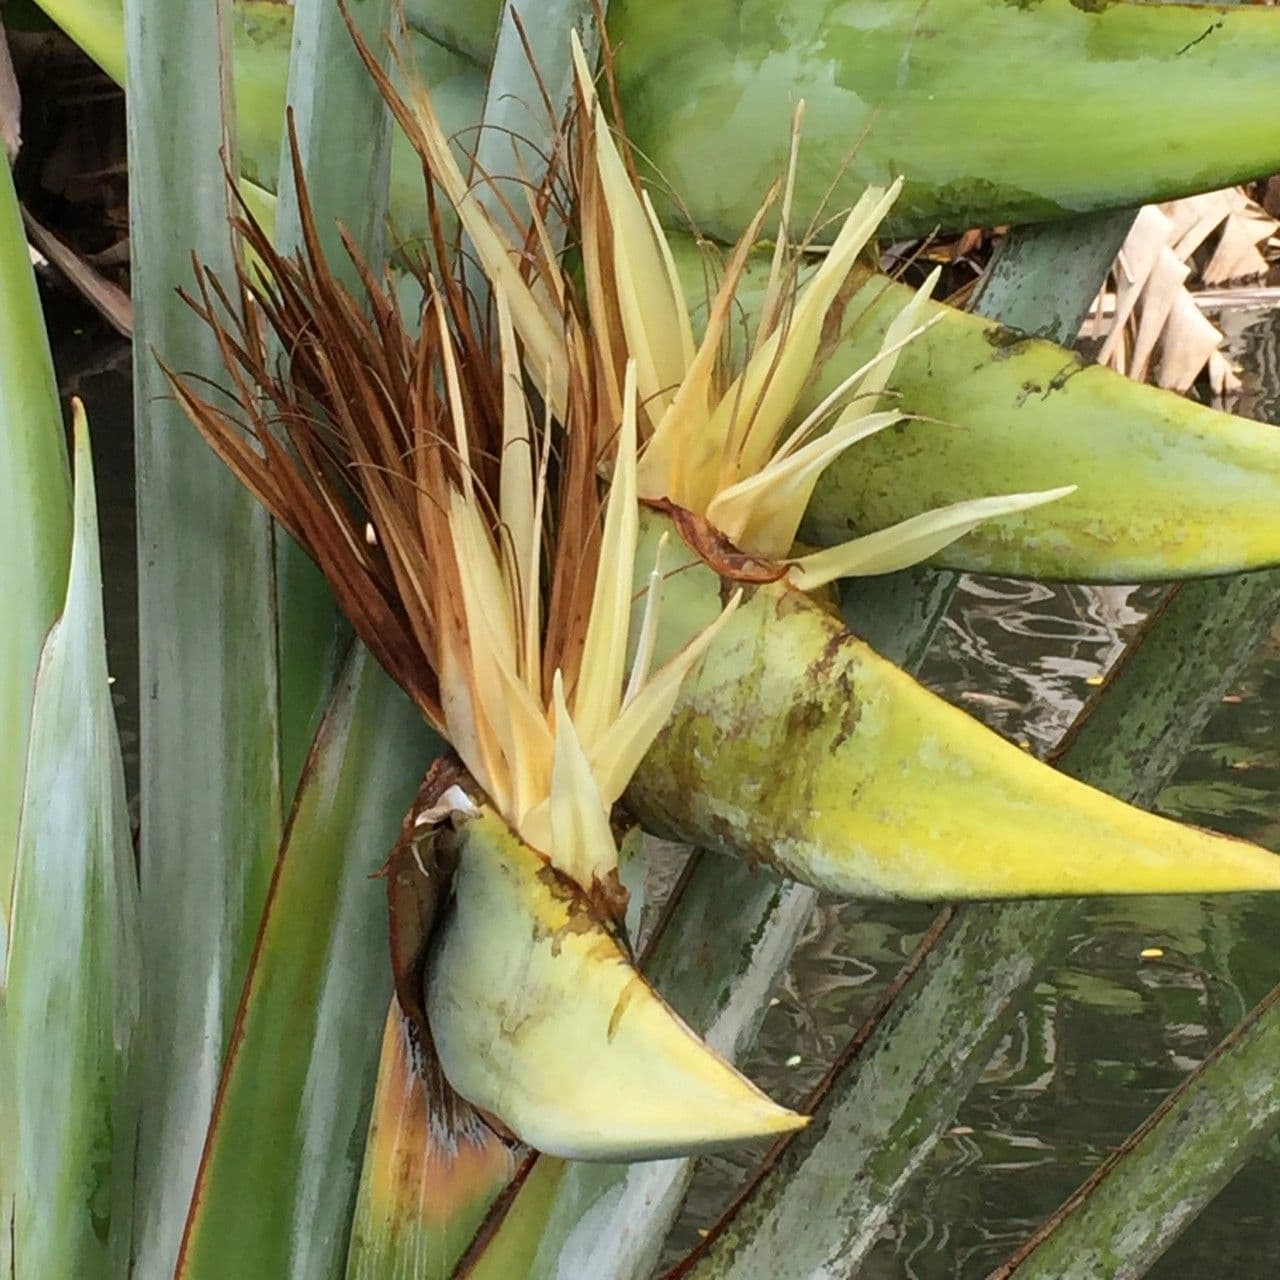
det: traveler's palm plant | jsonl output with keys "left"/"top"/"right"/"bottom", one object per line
{"left": 6, "top": 1, "right": 1280, "bottom": 1277}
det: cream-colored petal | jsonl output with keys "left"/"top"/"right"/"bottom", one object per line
{"left": 397, "top": 78, "right": 568, "bottom": 414}
{"left": 636, "top": 200, "right": 774, "bottom": 509}
{"left": 708, "top": 181, "right": 902, "bottom": 486}
{"left": 834, "top": 266, "right": 942, "bottom": 413}
{"left": 622, "top": 531, "right": 669, "bottom": 709}
{"left": 786, "top": 487, "right": 1076, "bottom": 590}
{"left": 589, "top": 590, "right": 741, "bottom": 806}
{"left": 594, "top": 108, "right": 694, "bottom": 426}
{"left": 642, "top": 188, "right": 697, "bottom": 375}
{"left": 706, "top": 410, "right": 903, "bottom": 553}
{"left": 572, "top": 363, "right": 640, "bottom": 752}
{"left": 546, "top": 673, "right": 617, "bottom": 886}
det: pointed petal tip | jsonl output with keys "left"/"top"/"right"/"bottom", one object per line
{"left": 69, "top": 395, "right": 89, "bottom": 445}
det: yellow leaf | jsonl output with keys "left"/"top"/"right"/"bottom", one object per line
{"left": 572, "top": 362, "right": 640, "bottom": 753}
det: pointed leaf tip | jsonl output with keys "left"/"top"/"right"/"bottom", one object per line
{"left": 7, "top": 397, "right": 140, "bottom": 1277}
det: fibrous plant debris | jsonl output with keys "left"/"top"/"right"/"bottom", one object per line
{"left": 1084, "top": 188, "right": 1279, "bottom": 394}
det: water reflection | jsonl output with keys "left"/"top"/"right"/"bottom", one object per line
{"left": 928, "top": 577, "right": 1155, "bottom": 757}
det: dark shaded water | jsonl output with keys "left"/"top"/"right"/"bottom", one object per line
{"left": 46, "top": 274, "right": 1280, "bottom": 1277}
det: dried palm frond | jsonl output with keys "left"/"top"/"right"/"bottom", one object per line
{"left": 1084, "top": 188, "right": 1279, "bottom": 395}
{"left": 168, "top": 122, "right": 735, "bottom": 900}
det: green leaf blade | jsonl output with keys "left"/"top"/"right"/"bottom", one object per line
{"left": 6, "top": 412, "right": 141, "bottom": 1279}
{"left": 801, "top": 269, "right": 1280, "bottom": 583}
{"left": 346, "top": 1005, "right": 517, "bottom": 1280}
{"left": 124, "top": 0, "right": 283, "bottom": 1271}
{"left": 0, "top": 145, "right": 72, "bottom": 963}
{"left": 404, "top": 0, "right": 500, "bottom": 65}
{"left": 177, "top": 650, "right": 439, "bottom": 1280}
{"left": 270, "top": 0, "right": 398, "bottom": 801}
{"left": 993, "top": 983, "right": 1280, "bottom": 1280}
{"left": 43, "top": 0, "right": 1280, "bottom": 249}
{"left": 609, "top": 0, "right": 1280, "bottom": 238}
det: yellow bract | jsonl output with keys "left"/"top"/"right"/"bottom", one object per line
{"left": 426, "top": 808, "right": 806, "bottom": 1160}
